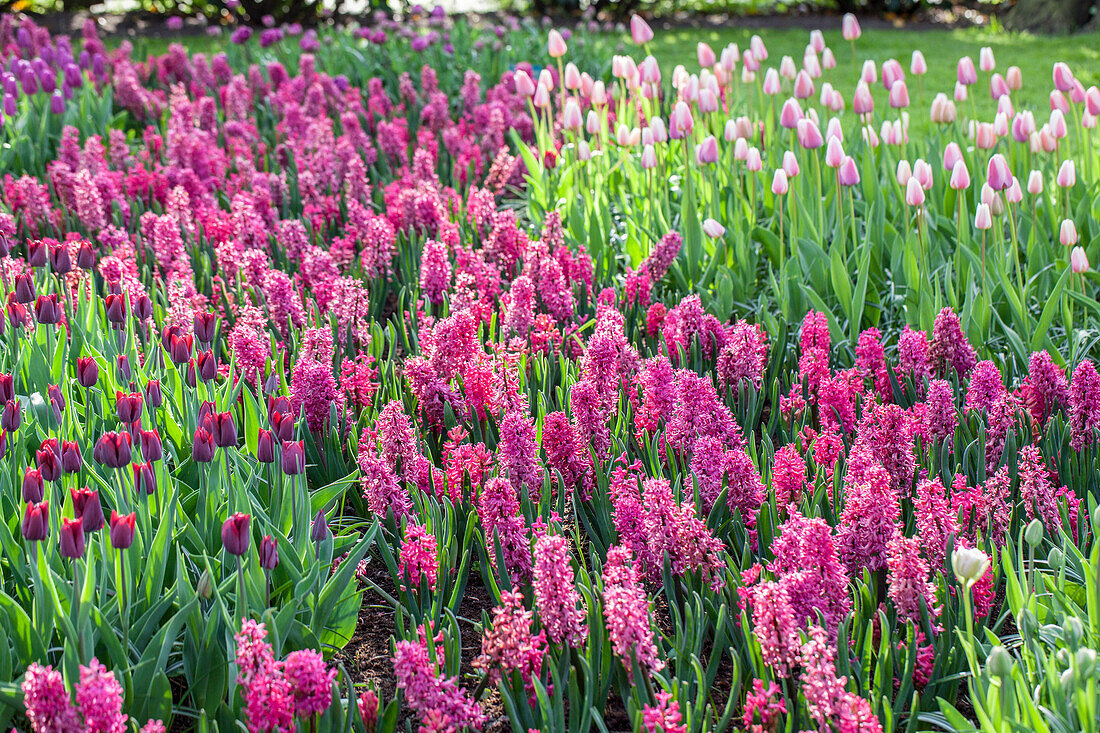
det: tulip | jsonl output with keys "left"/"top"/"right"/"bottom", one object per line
{"left": 562, "top": 99, "right": 582, "bottom": 131}
{"left": 1026, "top": 170, "right": 1043, "bottom": 195}
{"left": 821, "top": 47, "right": 836, "bottom": 69}
{"left": 954, "top": 82, "right": 968, "bottom": 103}
{"left": 271, "top": 411, "right": 296, "bottom": 442}
{"left": 0, "top": 373, "right": 11, "bottom": 403}
{"left": 71, "top": 487, "right": 105, "bottom": 532}
{"left": 950, "top": 161, "right": 971, "bottom": 191}
{"left": 1006, "top": 65, "right": 1023, "bottom": 90}
{"left": 697, "top": 42, "right": 716, "bottom": 68}
{"left": 640, "top": 144, "right": 657, "bottom": 170}
{"left": 77, "top": 357, "right": 99, "bottom": 387}
{"left": 824, "top": 137, "right": 845, "bottom": 168}
{"left": 58, "top": 440, "right": 81, "bottom": 474}
{"left": 852, "top": 82, "right": 873, "bottom": 116}
{"left": 144, "top": 380, "right": 163, "bottom": 409}
{"left": 60, "top": 517, "right": 85, "bottom": 558}
{"left": 795, "top": 118, "right": 823, "bottom": 149}
{"left": 630, "top": 15, "right": 653, "bottom": 45}
{"left": 22, "top": 468, "right": 44, "bottom": 503}
{"left": 905, "top": 177, "right": 925, "bottom": 207}
{"left": 793, "top": 70, "right": 813, "bottom": 100}
{"left": 841, "top": 13, "right": 861, "bottom": 41}
{"left": 116, "top": 354, "right": 131, "bottom": 381}
{"left": 1056, "top": 160, "right": 1076, "bottom": 188}
{"left": 989, "top": 74, "right": 1009, "bottom": 100}
{"left": 1059, "top": 220, "right": 1078, "bottom": 246}
{"left": 745, "top": 147, "right": 763, "bottom": 172}
{"left": 27, "top": 240, "right": 47, "bottom": 267}
{"left": 860, "top": 60, "right": 877, "bottom": 85}
{"left": 116, "top": 391, "right": 143, "bottom": 424}
{"left": 563, "top": 63, "right": 581, "bottom": 91}
{"left": 750, "top": 34, "right": 767, "bottom": 61}
{"left": 762, "top": 68, "right": 781, "bottom": 96}
{"left": 260, "top": 535, "right": 279, "bottom": 569}
{"left": 1052, "top": 62, "right": 1074, "bottom": 93}
{"left": 838, "top": 156, "right": 861, "bottom": 186}
{"left": 881, "top": 59, "right": 904, "bottom": 91}
{"left": 49, "top": 243, "right": 72, "bottom": 274}
{"left": 76, "top": 240, "right": 95, "bottom": 269}
{"left": 133, "top": 294, "right": 153, "bottom": 321}
{"left": 782, "top": 150, "right": 800, "bottom": 178}
{"left": 986, "top": 154, "right": 1011, "bottom": 191}
{"left": 942, "top": 142, "right": 963, "bottom": 172}
{"left": 311, "top": 509, "right": 331, "bottom": 544}
{"left": 547, "top": 29, "right": 567, "bottom": 59}
{"left": 282, "top": 440, "right": 306, "bottom": 475}
{"left": 695, "top": 136, "right": 719, "bottom": 165}
{"left": 888, "top": 81, "right": 909, "bottom": 109}
{"left": 669, "top": 101, "right": 693, "bottom": 140}
{"left": 514, "top": 70, "right": 535, "bottom": 97}
{"left": 649, "top": 116, "right": 667, "bottom": 142}
{"left": 197, "top": 349, "right": 217, "bottom": 382}
{"left": 974, "top": 203, "right": 992, "bottom": 230}
{"left": 1049, "top": 109, "right": 1067, "bottom": 139}
{"left": 133, "top": 461, "right": 156, "bottom": 496}
{"left": 1071, "top": 247, "right": 1089, "bottom": 273}
{"left": 771, "top": 169, "right": 789, "bottom": 195}
{"left": 2, "top": 399, "right": 20, "bottom": 432}
{"left": 109, "top": 511, "right": 136, "bottom": 549}
{"left": 105, "top": 293, "right": 126, "bottom": 325}
{"left": 957, "top": 56, "right": 977, "bottom": 86}
{"left": 211, "top": 411, "right": 238, "bottom": 448}
{"left": 221, "top": 513, "right": 251, "bottom": 556}
{"left": 895, "top": 160, "right": 913, "bottom": 187}
{"left": 34, "top": 295, "right": 60, "bottom": 325}
{"left": 22, "top": 501, "right": 49, "bottom": 542}
{"left": 257, "top": 429, "right": 277, "bottom": 463}
{"left": 137, "top": 429, "right": 162, "bottom": 464}
{"left": 779, "top": 98, "right": 803, "bottom": 129}
{"left": 192, "top": 427, "right": 216, "bottom": 463}
{"left": 910, "top": 50, "right": 927, "bottom": 75}
{"left": 36, "top": 445, "right": 61, "bottom": 483}
{"left": 952, "top": 546, "right": 990, "bottom": 587}
{"left": 979, "top": 46, "right": 995, "bottom": 72}
{"left": 1087, "top": 86, "right": 1100, "bottom": 116}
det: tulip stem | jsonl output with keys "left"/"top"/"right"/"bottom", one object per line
{"left": 117, "top": 550, "right": 129, "bottom": 659}
{"left": 73, "top": 559, "right": 85, "bottom": 663}
{"left": 237, "top": 554, "right": 248, "bottom": 623}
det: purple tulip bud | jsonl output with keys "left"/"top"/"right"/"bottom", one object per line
{"left": 311, "top": 509, "right": 330, "bottom": 543}
{"left": 61, "top": 440, "right": 82, "bottom": 473}
{"left": 49, "top": 90, "right": 63, "bottom": 114}
{"left": 105, "top": 293, "right": 126, "bottom": 325}
{"left": 141, "top": 429, "right": 163, "bottom": 462}
{"left": 144, "top": 379, "right": 162, "bottom": 409}
{"left": 60, "top": 517, "right": 85, "bottom": 558}
{"left": 259, "top": 534, "right": 279, "bottom": 569}
{"left": 49, "top": 243, "right": 72, "bottom": 274}
{"left": 7, "top": 300, "right": 29, "bottom": 331}
{"left": 71, "top": 487, "right": 105, "bottom": 532}
{"left": 76, "top": 357, "right": 99, "bottom": 388}
{"left": 133, "top": 462, "right": 156, "bottom": 496}
{"left": 193, "top": 312, "right": 216, "bottom": 343}
{"left": 281, "top": 440, "right": 305, "bottom": 475}
{"left": 2, "top": 399, "right": 21, "bottom": 432}
{"left": 115, "top": 391, "right": 143, "bottom": 424}
{"left": 36, "top": 446, "right": 60, "bottom": 482}
{"left": 22, "top": 467, "right": 44, "bottom": 503}
{"left": 221, "top": 512, "right": 251, "bottom": 555}
{"left": 116, "top": 354, "right": 131, "bottom": 381}
{"left": 0, "top": 373, "right": 12, "bottom": 403}
{"left": 13, "top": 273, "right": 35, "bottom": 303}
{"left": 257, "top": 429, "right": 276, "bottom": 463}
{"left": 76, "top": 240, "right": 95, "bottom": 269}
{"left": 169, "top": 333, "right": 193, "bottom": 364}
{"left": 34, "top": 295, "right": 60, "bottom": 325}
{"left": 192, "top": 427, "right": 216, "bottom": 463}
{"left": 197, "top": 349, "right": 217, "bottom": 382}
{"left": 211, "top": 411, "right": 237, "bottom": 448}
{"left": 94, "top": 431, "right": 132, "bottom": 469}
{"left": 132, "top": 294, "right": 152, "bottom": 321}
{"left": 109, "top": 511, "right": 136, "bottom": 549}
{"left": 22, "top": 500, "right": 49, "bottom": 542}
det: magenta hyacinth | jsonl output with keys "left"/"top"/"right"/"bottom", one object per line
{"left": 22, "top": 662, "right": 81, "bottom": 733}
{"left": 887, "top": 535, "right": 941, "bottom": 625}
{"left": 602, "top": 545, "right": 663, "bottom": 682}
{"left": 1069, "top": 360, "right": 1100, "bottom": 452}
{"left": 533, "top": 533, "right": 587, "bottom": 648}
{"left": 929, "top": 307, "right": 977, "bottom": 378}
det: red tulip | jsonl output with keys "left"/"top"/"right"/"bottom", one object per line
{"left": 77, "top": 357, "right": 99, "bottom": 387}
{"left": 22, "top": 500, "right": 49, "bottom": 542}
{"left": 109, "top": 511, "right": 136, "bottom": 549}
{"left": 36, "top": 445, "right": 61, "bottom": 482}
{"left": 7, "top": 299, "right": 29, "bottom": 330}
{"left": 196, "top": 349, "right": 217, "bottom": 382}
{"left": 221, "top": 513, "right": 251, "bottom": 556}
{"left": 71, "top": 487, "right": 105, "bottom": 532}
{"left": 116, "top": 354, "right": 131, "bottom": 381}
{"left": 132, "top": 294, "right": 153, "bottom": 321}
{"left": 210, "top": 411, "right": 237, "bottom": 448}
{"left": 59, "top": 517, "right": 85, "bottom": 558}
{"left": 281, "top": 440, "right": 305, "bottom": 475}
{"left": 27, "top": 240, "right": 47, "bottom": 267}
{"left": 0, "top": 373, "right": 12, "bottom": 402}
{"left": 34, "top": 294, "right": 60, "bottom": 325}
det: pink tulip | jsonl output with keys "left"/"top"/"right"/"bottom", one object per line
{"left": 702, "top": 218, "right": 726, "bottom": 238}
{"left": 696, "top": 135, "right": 719, "bottom": 164}
{"left": 742, "top": 49, "right": 760, "bottom": 73}
{"left": 842, "top": 13, "right": 861, "bottom": 42}
{"left": 779, "top": 98, "right": 803, "bottom": 129}
{"left": 810, "top": 29, "right": 826, "bottom": 53}
{"left": 913, "top": 159, "right": 933, "bottom": 189}
{"left": 827, "top": 88, "right": 845, "bottom": 113}
{"left": 1071, "top": 246, "right": 1089, "bottom": 273}
{"left": 993, "top": 112, "right": 1009, "bottom": 137}
{"left": 783, "top": 150, "right": 800, "bottom": 178}
{"left": 882, "top": 59, "right": 904, "bottom": 91}
{"left": 793, "top": 70, "right": 814, "bottom": 99}
{"left": 990, "top": 74, "right": 1009, "bottom": 100}
{"left": 986, "top": 154, "right": 1011, "bottom": 190}
{"left": 532, "top": 84, "right": 550, "bottom": 109}
{"left": 733, "top": 137, "right": 749, "bottom": 161}
{"left": 1084, "top": 111, "right": 1098, "bottom": 129}
{"left": 771, "top": 168, "right": 790, "bottom": 195}
{"left": 1050, "top": 90, "right": 1070, "bottom": 114}
{"left": 825, "top": 137, "right": 845, "bottom": 168}
{"left": 1086, "top": 86, "right": 1100, "bottom": 116}
{"left": 950, "top": 160, "right": 971, "bottom": 190}
{"left": 1070, "top": 79, "right": 1086, "bottom": 105}
{"left": 1052, "top": 62, "right": 1074, "bottom": 93}
{"left": 889, "top": 80, "right": 910, "bottom": 108}
{"left": 779, "top": 56, "right": 797, "bottom": 80}
{"left": 796, "top": 118, "right": 823, "bottom": 149}
{"left": 746, "top": 147, "right": 763, "bottom": 171}
{"left": 763, "top": 68, "right": 781, "bottom": 96}
{"left": 591, "top": 80, "right": 607, "bottom": 106}
{"left": 838, "top": 156, "right": 861, "bottom": 186}
{"left": 974, "top": 122, "right": 996, "bottom": 150}
{"left": 580, "top": 72, "right": 594, "bottom": 96}
{"left": 911, "top": 50, "right": 927, "bottom": 76}
{"left": 548, "top": 29, "right": 567, "bottom": 58}
{"left": 615, "top": 124, "right": 632, "bottom": 146}
{"left": 979, "top": 46, "right": 995, "bottom": 72}
{"left": 640, "top": 144, "right": 657, "bottom": 169}
{"left": 1006, "top": 66, "right": 1023, "bottom": 90}
{"left": 514, "top": 70, "right": 535, "bottom": 97}
{"left": 669, "top": 101, "right": 693, "bottom": 139}
{"left": 698, "top": 42, "right": 716, "bottom": 68}
{"left": 1057, "top": 160, "right": 1076, "bottom": 188}
{"left": 997, "top": 95, "right": 1014, "bottom": 119}
{"left": 957, "top": 56, "right": 977, "bottom": 86}
{"left": 943, "top": 142, "right": 963, "bottom": 171}
{"left": 974, "top": 203, "right": 993, "bottom": 229}
{"left": 564, "top": 63, "right": 581, "bottom": 90}
{"left": 822, "top": 48, "right": 836, "bottom": 69}
{"left": 861, "top": 60, "right": 877, "bottom": 85}
{"left": 562, "top": 99, "right": 582, "bottom": 131}
{"left": 750, "top": 34, "right": 767, "bottom": 61}
{"left": 862, "top": 126, "right": 880, "bottom": 147}
{"left": 1060, "top": 219, "right": 1077, "bottom": 246}
{"left": 1027, "top": 170, "right": 1044, "bottom": 195}
{"left": 630, "top": 15, "right": 654, "bottom": 45}
{"left": 720, "top": 45, "right": 739, "bottom": 72}
{"left": 577, "top": 140, "right": 592, "bottom": 161}
{"left": 538, "top": 68, "right": 554, "bottom": 91}
{"left": 930, "top": 93, "right": 948, "bottom": 123}
{"left": 1006, "top": 177, "right": 1023, "bottom": 203}
{"left": 896, "top": 160, "right": 913, "bottom": 185}
{"left": 723, "top": 120, "right": 738, "bottom": 142}
{"left": 698, "top": 88, "right": 719, "bottom": 114}
{"left": 954, "top": 81, "right": 968, "bottom": 102}
{"left": 586, "top": 110, "right": 601, "bottom": 136}
{"left": 1049, "top": 109, "right": 1068, "bottom": 139}
{"left": 853, "top": 82, "right": 874, "bottom": 116}
{"left": 825, "top": 117, "right": 843, "bottom": 142}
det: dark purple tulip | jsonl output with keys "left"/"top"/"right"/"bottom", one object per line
{"left": 36, "top": 446, "right": 61, "bottom": 482}
{"left": 197, "top": 349, "right": 217, "bottom": 382}
{"left": 105, "top": 294, "right": 126, "bottom": 326}
{"left": 48, "top": 384, "right": 64, "bottom": 414}
{"left": 133, "top": 294, "right": 152, "bottom": 321}
{"left": 0, "top": 373, "right": 12, "bottom": 402}
{"left": 22, "top": 468, "right": 44, "bottom": 503}
{"left": 34, "top": 295, "right": 60, "bottom": 325}
{"left": 92, "top": 54, "right": 105, "bottom": 79}
{"left": 169, "top": 333, "right": 193, "bottom": 364}
{"left": 133, "top": 462, "right": 156, "bottom": 496}
{"left": 79, "top": 50, "right": 91, "bottom": 69}
{"left": 109, "top": 511, "right": 136, "bottom": 549}
{"left": 49, "top": 243, "right": 72, "bottom": 274}
{"left": 0, "top": 429, "right": 7, "bottom": 459}
{"left": 311, "top": 510, "right": 330, "bottom": 543}
{"left": 2, "top": 93, "right": 14, "bottom": 118}
{"left": 256, "top": 429, "right": 276, "bottom": 463}
{"left": 13, "top": 273, "right": 35, "bottom": 303}
{"left": 2, "top": 399, "right": 21, "bottom": 432}
{"left": 76, "top": 357, "right": 99, "bottom": 387}
{"left": 211, "top": 411, "right": 237, "bottom": 448}
{"left": 76, "top": 240, "right": 95, "bottom": 269}
{"left": 22, "top": 501, "right": 49, "bottom": 542}
{"left": 50, "top": 91, "right": 63, "bottom": 114}
{"left": 60, "top": 517, "right": 85, "bottom": 558}
{"left": 116, "top": 391, "right": 143, "bottom": 424}
{"left": 271, "top": 411, "right": 295, "bottom": 442}
{"left": 197, "top": 401, "right": 216, "bottom": 428}
{"left": 141, "top": 429, "right": 163, "bottom": 462}
{"left": 185, "top": 359, "right": 197, "bottom": 388}
{"left": 20, "top": 71, "right": 37, "bottom": 96}
{"left": 94, "top": 431, "right": 132, "bottom": 468}
{"left": 64, "top": 63, "right": 81, "bottom": 87}
{"left": 221, "top": 513, "right": 251, "bottom": 555}
{"left": 40, "top": 71, "right": 55, "bottom": 94}
{"left": 191, "top": 427, "right": 215, "bottom": 463}
{"left": 71, "top": 487, "right": 105, "bottom": 532}
{"left": 259, "top": 534, "right": 279, "bottom": 569}
{"left": 281, "top": 440, "right": 305, "bottom": 475}
{"left": 27, "top": 240, "right": 46, "bottom": 268}
{"left": 193, "top": 312, "right": 216, "bottom": 343}
{"left": 116, "top": 354, "right": 131, "bottom": 381}
{"left": 61, "top": 441, "right": 82, "bottom": 473}
{"left": 267, "top": 395, "right": 291, "bottom": 421}
{"left": 7, "top": 300, "right": 29, "bottom": 330}
{"left": 144, "top": 380, "right": 163, "bottom": 409}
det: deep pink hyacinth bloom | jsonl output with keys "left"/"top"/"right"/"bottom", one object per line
{"left": 854, "top": 401, "right": 915, "bottom": 494}
{"left": 798, "top": 310, "right": 831, "bottom": 392}
{"left": 1018, "top": 445, "right": 1065, "bottom": 533}
{"left": 836, "top": 456, "right": 899, "bottom": 573}
{"left": 772, "top": 444, "right": 806, "bottom": 506}
{"left": 724, "top": 447, "right": 766, "bottom": 523}
{"left": 898, "top": 325, "right": 931, "bottom": 386}
{"left": 769, "top": 511, "right": 851, "bottom": 631}
{"left": 474, "top": 591, "right": 548, "bottom": 699}
{"left": 419, "top": 239, "right": 452, "bottom": 306}
{"left": 965, "top": 360, "right": 1006, "bottom": 413}
{"left": 717, "top": 319, "right": 769, "bottom": 394}
{"left": 642, "top": 691, "right": 687, "bottom": 733}
{"left": 749, "top": 580, "right": 801, "bottom": 676}
{"left": 1069, "top": 360, "right": 1100, "bottom": 451}
{"left": 533, "top": 533, "right": 587, "bottom": 647}
{"left": 22, "top": 663, "right": 81, "bottom": 733}
{"left": 399, "top": 521, "right": 439, "bottom": 592}
{"left": 887, "top": 535, "right": 940, "bottom": 625}
{"left": 984, "top": 393, "right": 1022, "bottom": 470}
{"left": 282, "top": 649, "right": 336, "bottom": 719}
{"left": 635, "top": 355, "right": 676, "bottom": 436}
{"left": 541, "top": 411, "right": 590, "bottom": 496}
{"left": 394, "top": 629, "right": 485, "bottom": 731}
{"left": 602, "top": 545, "right": 663, "bottom": 682}
{"left": 855, "top": 327, "right": 891, "bottom": 399}
{"left": 743, "top": 679, "right": 787, "bottom": 731}
{"left": 929, "top": 307, "right": 977, "bottom": 378}
{"left": 498, "top": 406, "right": 542, "bottom": 500}
{"left": 642, "top": 477, "right": 726, "bottom": 589}
{"left": 914, "top": 478, "right": 959, "bottom": 571}
{"left": 817, "top": 368, "right": 863, "bottom": 433}
{"left": 1023, "top": 350, "right": 1070, "bottom": 426}
{"left": 75, "top": 658, "right": 128, "bottom": 733}
{"left": 925, "top": 379, "right": 958, "bottom": 440}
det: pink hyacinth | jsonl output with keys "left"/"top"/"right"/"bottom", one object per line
{"left": 642, "top": 691, "right": 687, "bottom": 733}
{"left": 769, "top": 511, "right": 851, "bottom": 631}
{"left": 533, "top": 533, "right": 588, "bottom": 647}
{"left": 887, "top": 535, "right": 940, "bottom": 625}
{"left": 283, "top": 649, "right": 336, "bottom": 719}
{"left": 855, "top": 327, "right": 891, "bottom": 399}
{"left": 1018, "top": 445, "right": 1067, "bottom": 533}
{"left": 898, "top": 325, "right": 931, "bottom": 386}
{"left": 1069, "top": 360, "right": 1100, "bottom": 452}
{"left": 399, "top": 521, "right": 439, "bottom": 592}
{"left": 474, "top": 590, "right": 548, "bottom": 698}
{"left": 602, "top": 545, "right": 663, "bottom": 682}
{"left": 394, "top": 629, "right": 485, "bottom": 731}
{"left": 798, "top": 310, "right": 831, "bottom": 393}
{"left": 75, "top": 659, "right": 128, "bottom": 733}
{"left": 22, "top": 663, "right": 81, "bottom": 733}
{"left": 925, "top": 379, "right": 958, "bottom": 441}
{"left": 914, "top": 478, "right": 959, "bottom": 571}
{"left": 716, "top": 320, "right": 768, "bottom": 393}
{"left": 965, "top": 360, "right": 1006, "bottom": 414}
{"left": 772, "top": 444, "right": 806, "bottom": 506}
{"left": 749, "top": 580, "right": 801, "bottom": 676}
{"left": 498, "top": 406, "right": 542, "bottom": 500}
{"left": 420, "top": 239, "right": 452, "bottom": 306}
{"left": 742, "top": 678, "right": 787, "bottom": 731}
{"left": 836, "top": 453, "right": 899, "bottom": 573}
{"left": 643, "top": 477, "right": 726, "bottom": 588}
{"left": 929, "top": 307, "right": 977, "bottom": 378}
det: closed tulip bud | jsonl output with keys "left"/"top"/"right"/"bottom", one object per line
{"left": 1025, "top": 170, "right": 1043, "bottom": 195}
{"left": 140, "top": 429, "right": 162, "bottom": 463}
{"left": 576, "top": 140, "right": 591, "bottom": 161}
{"left": 842, "top": 13, "right": 861, "bottom": 41}
{"left": 2, "top": 399, "right": 20, "bottom": 432}
{"left": 116, "top": 354, "right": 131, "bottom": 381}
{"left": 22, "top": 500, "right": 49, "bottom": 542}
{"left": 222, "top": 512, "right": 251, "bottom": 556}
{"left": 824, "top": 137, "right": 845, "bottom": 168}
{"left": 22, "top": 467, "right": 44, "bottom": 503}
{"left": 957, "top": 56, "right": 977, "bottom": 86}
{"left": 630, "top": 15, "right": 653, "bottom": 45}
{"left": 195, "top": 349, "right": 216, "bottom": 382}
{"left": 109, "top": 511, "right": 136, "bottom": 549}
{"left": 129, "top": 294, "right": 151, "bottom": 322}
{"left": 1004, "top": 65, "right": 1022, "bottom": 91}
{"left": 640, "top": 144, "right": 657, "bottom": 170}
{"left": 49, "top": 243, "right": 72, "bottom": 274}
{"left": 260, "top": 534, "right": 279, "bottom": 569}
{"left": 1005, "top": 177, "right": 1022, "bottom": 204}
{"left": 94, "top": 431, "right": 132, "bottom": 469}
{"left": 34, "top": 294, "right": 60, "bottom": 325}
{"left": 910, "top": 50, "right": 927, "bottom": 75}
{"left": 771, "top": 169, "right": 790, "bottom": 195}
{"left": 144, "top": 380, "right": 162, "bottom": 410}
{"left": 852, "top": 82, "right": 874, "bottom": 116}
{"left": 782, "top": 150, "right": 800, "bottom": 178}
{"left": 952, "top": 546, "right": 990, "bottom": 587}
{"left": 669, "top": 101, "right": 693, "bottom": 139}
{"left": 169, "top": 333, "right": 193, "bottom": 364}
{"left": 950, "top": 161, "right": 971, "bottom": 191}
{"left": 1087, "top": 86, "right": 1100, "bottom": 116}
{"left": 192, "top": 427, "right": 216, "bottom": 463}
{"left": 60, "top": 517, "right": 85, "bottom": 558}
{"left": 211, "top": 411, "right": 238, "bottom": 448}
{"left": 192, "top": 312, "right": 216, "bottom": 343}
{"left": 1060, "top": 219, "right": 1078, "bottom": 246}
{"left": 133, "top": 462, "right": 156, "bottom": 496}
{"left": 281, "top": 440, "right": 305, "bottom": 475}
{"left": 271, "top": 411, "right": 296, "bottom": 442}
{"left": 978, "top": 46, "right": 995, "bottom": 72}
{"left": 36, "top": 446, "right": 61, "bottom": 482}
{"left": 974, "top": 203, "right": 992, "bottom": 230}
{"left": 697, "top": 42, "right": 716, "bottom": 68}
{"left": 986, "top": 154, "right": 1011, "bottom": 190}
{"left": 561, "top": 99, "right": 582, "bottom": 131}
{"left": 793, "top": 70, "right": 814, "bottom": 99}
{"left": 257, "top": 429, "right": 277, "bottom": 463}
{"left": 1052, "top": 62, "right": 1074, "bottom": 93}
{"left": 989, "top": 73, "right": 1009, "bottom": 100}
{"left": 1070, "top": 247, "right": 1089, "bottom": 273}
{"left": 563, "top": 63, "right": 581, "bottom": 91}
{"left": 0, "top": 374, "right": 11, "bottom": 403}
{"left": 27, "top": 240, "right": 47, "bottom": 268}
{"left": 1048, "top": 546, "right": 1063, "bottom": 570}
{"left": 513, "top": 70, "right": 535, "bottom": 97}
{"left": 750, "top": 34, "right": 767, "bottom": 61}
{"left": 695, "top": 135, "right": 719, "bottom": 165}
{"left": 70, "top": 487, "right": 104, "bottom": 532}
{"left": 48, "top": 384, "right": 65, "bottom": 415}
{"left": 837, "top": 156, "right": 859, "bottom": 186}
{"left": 104, "top": 294, "right": 126, "bottom": 325}
{"left": 547, "top": 29, "right": 567, "bottom": 59}
{"left": 987, "top": 646, "right": 1013, "bottom": 678}
{"left": 1056, "top": 159, "right": 1076, "bottom": 188}
{"left": 76, "top": 240, "right": 95, "bottom": 269}
{"left": 762, "top": 68, "right": 781, "bottom": 96}
{"left": 61, "top": 441, "right": 82, "bottom": 473}
{"left": 1049, "top": 109, "right": 1068, "bottom": 139}
{"left": 796, "top": 118, "right": 823, "bottom": 149}
{"left": 822, "top": 47, "right": 836, "bottom": 69}
{"left": 746, "top": 147, "right": 763, "bottom": 172}
{"left": 779, "top": 98, "right": 803, "bottom": 129}
{"left": 76, "top": 357, "right": 99, "bottom": 388}
{"left": 1024, "top": 519, "right": 1044, "bottom": 546}
{"left": 896, "top": 160, "right": 913, "bottom": 186}
{"left": 702, "top": 218, "right": 725, "bottom": 238}
{"left": 942, "top": 142, "right": 963, "bottom": 171}
{"left": 311, "top": 509, "right": 330, "bottom": 543}
{"left": 905, "top": 177, "right": 925, "bottom": 207}
{"left": 116, "top": 391, "right": 143, "bottom": 424}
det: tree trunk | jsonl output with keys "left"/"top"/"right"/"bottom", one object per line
{"left": 1004, "top": 0, "right": 1097, "bottom": 33}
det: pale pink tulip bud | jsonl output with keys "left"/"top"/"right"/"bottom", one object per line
{"left": 630, "top": 15, "right": 654, "bottom": 45}
{"left": 649, "top": 114, "right": 665, "bottom": 144}
{"left": 638, "top": 57, "right": 660, "bottom": 87}
{"left": 680, "top": 75, "right": 699, "bottom": 103}
{"left": 720, "top": 45, "right": 739, "bottom": 72}
{"left": 642, "top": 127, "right": 654, "bottom": 146}
{"left": 564, "top": 63, "right": 581, "bottom": 91}
{"left": 723, "top": 119, "right": 738, "bottom": 142}
{"left": 1057, "top": 159, "right": 1076, "bottom": 188}
{"left": 893, "top": 118, "right": 907, "bottom": 145}
{"left": 896, "top": 159, "right": 913, "bottom": 186}
{"left": 548, "top": 29, "right": 567, "bottom": 59}
{"left": 1086, "top": 86, "right": 1100, "bottom": 116}
{"left": 1052, "top": 62, "right": 1074, "bottom": 93}
{"left": 853, "top": 82, "right": 874, "bottom": 116}
{"left": 611, "top": 56, "right": 625, "bottom": 79}
{"left": 861, "top": 60, "right": 877, "bottom": 85}
{"left": 796, "top": 118, "right": 823, "bottom": 149}
{"left": 750, "top": 34, "right": 767, "bottom": 61}
{"left": 742, "top": 49, "right": 760, "bottom": 73}
{"left": 974, "top": 203, "right": 992, "bottom": 230}
{"left": 562, "top": 99, "right": 583, "bottom": 131}
{"left": 1050, "top": 90, "right": 1070, "bottom": 114}
{"left": 986, "top": 153, "right": 1011, "bottom": 190}
{"left": 838, "top": 155, "right": 861, "bottom": 186}
{"left": 669, "top": 101, "right": 694, "bottom": 139}
{"left": 780, "top": 56, "right": 797, "bottom": 80}
{"left": 733, "top": 137, "right": 749, "bottom": 161}
{"left": 842, "top": 13, "right": 861, "bottom": 42}
{"left": 889, "top": 80, "right": 910, "bottom": 109}
{"left": 580, "top": 72, "right": 594, "bottom": 97}
{"left": 702, "top": 218, "right": 726, "bottom": 238}
{"left": 591, "top": 80, "right": 607, "bottom": 106}
{"left": 828, "top": 89, "right": 846, "bottom": 113}
{"left": 1029, "top": 131, "right": 1042, "bottom": 154}
{"left": 714, "top": 67, "right": 730, "bottom": 88}
{"left": 514, "top": 70, "right": 536, "bottom": 97}
{"left": 810, "top": 29, "right": 826, "bottom": 53}
{"left": 993, "top": 112, "right": 1009, "bottom": 137}
{"left": 1049, "top": 109, "right": 1067, "bottom": 139}
{"left": 698, "top": 42, "right": 716, "bottom": 68}
{"left": 943, "top": 141, "right": 963, "bottom": 171}
{"left": 997, "top": 95, "right": 1014, "bottom": 119}
{"left": 763, "top": 68, "right": 781, "bottom": 96}
{"left": 942, "top": 98, "right": 958, "bottom": 123}
{"left": 1005, "top": 177, "right": 1023, "bottom": 203}
{"left": 1083, "top": 111, "right": 1097, "bottom": 129}
{"left": 958, "top": 56, "right": 977, "bottom": 85}
{"left": 882, "top": 59, "right": 904, "bottom": 91}
{"left": 698, "top": 88, "right": 719, "bottom": 114}
{"left": 990, "top": 73, "right": 1009, "bottom": 100}
{"left": 979, "top": 46, "right": 995, "bottom": 72}
{"left": 615, "top": 124, "right": 632, "bottom": 146}
{"left": 539, "top": 68, "right": 554, "bottom": 91}
{"left": 930, "top": 93, "right": 946, "bottom": 123}
{"left": 1006, "top": 66, "right": 1023, "bottom": 90}
{"left": 741, "top": 66, "right": 756, "bottom": 84}
{"left": 861, "top": 125, "right": 880, "bottom": 148}
{"left": 825, "top": 137, "right": 845, "bottom": 168}
{"left": 954, "top": 81, "right": 968, "bottom": 102}
{"left": 533, "top": 84, "right": 551, "bottom": 109}
{"left": 913, "top": 159, "right": 933, "bottom": 189}
{"left": 1060, "top": 219, "right": 1078, "bottom": 246}
{"left": 881, "top": 120, "right": 896, "bottom": 146}
{"left": 746, "top": 147, "right": 763, "bottom": 171}
{"left": 1071, "top": 246, "right": 1089, "bottom": 273}
{"left": 820, "top": 81, "right": 835, "bottom": 108}
{"left": 640, "top": 144, "right": 657, "bottom": 169}
{"left": 783, "top": 150, "right": 800, "bottom": 177}
{"left": 577, "top": 140, "right": 591, "bottom": 162}
{"left": 981, "top": 182, "right": 995, "bottom": 206}
{"left": 804, "top": 52, "right": 822, "bottom": 79}
{"left": 696, "top": 135, "right": 719, "bottom": 165}
{"left": 1027, "top": 170, "right": 1043, "bottom": 195}
{"left": 822, "top": 48, "right": 836, "bottom": 69}
{"left": 825, "top": 117, "right": 843, "bottom": 142}
{"left": 975, "top": 122, "right": 996, "bottom": 150}
{"left": 1039, "top": 126, "right": 1058, "bottom": 152}
{"left": 950, "top": 160, "right": 971, "bottom": 190}
{"left": 911, "top": 50, "right": 928, "bottom": 76}
{"left": 586, "top": 110, "right": 601, "bottom": 136}
{"left": 1070, "top": 79, "right": 1086, "bottom": 105}
{"left": 779, "top": 98, "right": 803, "bottom": 129}
{"left": 671, "top": 65, "right": 687, "bottom": 88}
{"left": 793, "top": 70, "right": 814, "bottom": 99}
{"left": 737, "top": 116, "right": 755, "bottom": 140}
